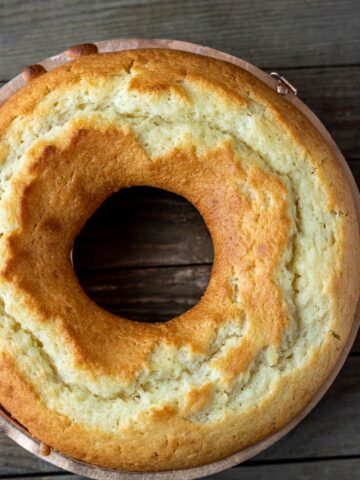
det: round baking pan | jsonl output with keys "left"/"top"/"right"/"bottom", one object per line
{"left": 0, "top": 38, "right": 359, "bottom": 480}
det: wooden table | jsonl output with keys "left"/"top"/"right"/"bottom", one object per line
{"left": 0, "top": 0, "right": 359, "bottom": 478}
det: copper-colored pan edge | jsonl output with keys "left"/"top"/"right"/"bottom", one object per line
{"left": 0, "top": 38, "right": 359, "bottom": 480}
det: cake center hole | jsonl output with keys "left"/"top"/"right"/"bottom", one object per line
{"left": 73, "top": 187, "right": 214, "bottom": 323}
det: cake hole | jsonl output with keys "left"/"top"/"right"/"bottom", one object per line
{"left": 73, "top": 187, "right": 214, "bottom": 323}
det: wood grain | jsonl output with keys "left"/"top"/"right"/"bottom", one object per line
{"left": 5, "top": 458, "right": 360, "bottom": 479}
{"left": 213, "top": 458, "right": 360, "bottom": 479}
{"left": 0, "top": 0, "right": 360, "bottom": 79}
{"left": 73, "top": 187, "right": 213, "bottom": 270}
{"left": 0, "top": 356, "right": 359, "bottom": 476}
{"left": 75, "top": 264, "right": 212, "bottom": 322}
{"left": 281, "top": 67, "right": 360, "bottom": 160}
{"left": 0, "top": 435, "right": 60, "bottom": 476}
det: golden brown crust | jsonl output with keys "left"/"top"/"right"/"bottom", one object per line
{"left": 0, "top": 49, "right": 358, "bottom": 471}
{"left": 0, "top": 347, "right": 336, "bottom": 470}
{"left": 0, "top": 125, "right": 289, "bottom": 378}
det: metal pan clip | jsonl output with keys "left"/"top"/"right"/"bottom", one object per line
{"left": 270, "top": 72, "right": 298, "bottom": 96}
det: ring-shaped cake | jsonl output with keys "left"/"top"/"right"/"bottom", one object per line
{"left": 0, "top": 49, "right": 359, "bottom": 471}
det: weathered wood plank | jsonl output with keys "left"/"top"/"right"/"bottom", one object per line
{"left": 0, "top": 435, "right": 59, "bottom": 475}
{"left": 73, "top": 187, "right": 214, "bottom": 270}
{"left": 0, "top": 0, "right": 360, "bottom": 80}
{"left": 4, "top": 457, "right": 360, "bottom": 479}
{"left": 352, "top": 342, "right": 360, "bottom": 355}
{"left": 348, "top": 160, "right": 360, "bottom": 184}
{"left": 76, "top": 264, "right": 212, "bottom": 322}
{"left": 214, "top": 458, "right": 360, "bottom": 480}
{"left": 352, "top": 319, "right": 360, "bottom": 353}
{"left": 281, "top": 67, "right": 360, "bottom": 160}
{"left": 1, "top": 356, "right": 359, "bottom": 475}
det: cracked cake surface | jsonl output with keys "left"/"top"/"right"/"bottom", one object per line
{"left": 0, "top": 49, "right": 359, "bottom": 471}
